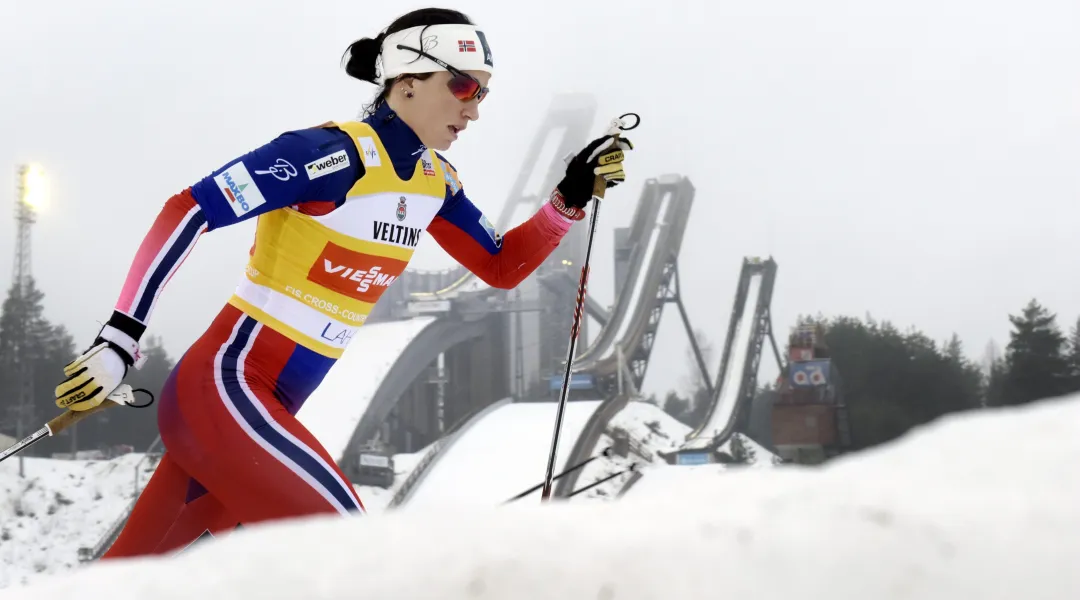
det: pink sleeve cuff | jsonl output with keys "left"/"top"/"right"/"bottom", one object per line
{"left": 537, "top": 201, "right": 575, "bottom": 238}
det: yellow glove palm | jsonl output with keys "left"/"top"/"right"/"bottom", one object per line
{"left": 55, "top": 342, "right": 129, "bottom": 411}
{"left": 592, "top": 138, "right": 633, "bottom": 188}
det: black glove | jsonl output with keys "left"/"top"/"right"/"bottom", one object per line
{"left": 556, "top": 134, "right": 634, "bottom": 209}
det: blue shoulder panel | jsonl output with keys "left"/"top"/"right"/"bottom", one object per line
{"left": 190, "top": 126, "right": 362, "bottom": 231}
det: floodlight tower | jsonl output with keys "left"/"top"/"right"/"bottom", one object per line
{"left": 10, "top": 164, "right": 48, "bottom": 477}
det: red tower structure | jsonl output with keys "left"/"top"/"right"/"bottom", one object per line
{"left": 770, "top": 323, "right": 851, "bottom": 463}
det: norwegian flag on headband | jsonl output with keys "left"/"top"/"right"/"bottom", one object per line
{"left": 458, "top": 39, "right": 476, "bottom": 52}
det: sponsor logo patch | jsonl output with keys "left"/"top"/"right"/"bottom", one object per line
{"left": 373, "top": 221, "right": 422, "bottom": 248}
{"left": 305, "top": 150, "right": 351, "bottom": 180}
{"left": 214, "top": 162, "right": 268, "bottom": 217}
{"left": 476, "top": 30, "right": 494, "bottom": 67}
{"left": 442, "top": 161, "right": 461, "bottom": 195}
{"left": 253, "top": 158, "right": 297, "bottom": 181}
{"left": 306, "top": 241, "right": 408, "bottom": 303}
{"left": 358, "top": 137, "right": 381, "bottom": 167}
{"left": 479, "top": 214, "right": 502, "bottom": 248}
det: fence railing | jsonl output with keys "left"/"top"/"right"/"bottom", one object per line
{"left": 386, "top": 438, "right": 446, "bottom": 508}
{"left": 78, "top": 438, "right": 164, "bottom": 562}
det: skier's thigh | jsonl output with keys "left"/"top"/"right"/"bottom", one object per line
{"left": 172, "top": 376, "right": 364, "bottom": 524}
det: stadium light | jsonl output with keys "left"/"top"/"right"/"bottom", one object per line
{"left": 19, "top": 163, "right": 48, "bottom": 213}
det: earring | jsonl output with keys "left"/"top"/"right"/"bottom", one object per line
{"left": 403, "top": 88, "right": 414, "bottom": 99}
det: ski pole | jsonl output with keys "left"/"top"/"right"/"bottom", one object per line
{"left": 539, "top": 112, "right": 641, "bottom": 502}
{"left": 505, "top": 447, "right": 613, "bottom": 503}
{"left": 0, "top": 384, "right": 153, "bottom": 465}
{"left": 566, "top": 463, "right": 638, "bottom": 498}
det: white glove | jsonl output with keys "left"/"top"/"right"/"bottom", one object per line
{"left": 55, "top": 342, "right": 129, "bottom": 411}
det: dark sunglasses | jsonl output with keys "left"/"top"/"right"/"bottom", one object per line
{"left": 395, "top": 44, "right": 489, "bottom": 103}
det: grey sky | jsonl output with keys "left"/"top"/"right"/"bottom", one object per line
{"left": 2, "top": 0, "right": 1079, "bottom": 400}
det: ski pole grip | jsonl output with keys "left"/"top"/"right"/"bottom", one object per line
{"left": 591, "top": 112, "right": 639, "bottom": 201}
{"left": 592, "top": 175, "right": 608, "bottom": 199}
{"left": 592, "top": 131, "right": 622, "bottom": 200}
{"left": 46, "top": 402, "right": 111, "bottom": 436}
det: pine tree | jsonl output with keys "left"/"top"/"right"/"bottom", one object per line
{"left": 727, "top": 434, "right": 757, "bottom": 465}
{"left": 985, "top": 355, "right": 1009, "bottom": 408}
{"left": 940, "top": 333, "right": 984, "bottom": 413}
{"left": 1065, "top": 316, "right": 1080, "bottom": 392}
{"left": 944, "top": 334, "right": 963, "bottom": 362}
{"left": 980, "top": 339, "right": 1003, "bottom": 407}
{"left": 662, "top": 390, "right": 691, "bottom": 425}
{"left": 0, "top": 278, "right": 77, "bottom": 456}
{"left": 79, "top": 334, "right": 174, "bottom": 452}
{"left": 999, "top": 299, "right": 1072, "bottom": 406}
{"left": 0, "top": 276, "right": 177, "bottom": 456}
{"left": 681, "top": 328, "right": 713, "bottom": 429}
{"left": 817, "top": 315, "right": 982, "bottom": 451}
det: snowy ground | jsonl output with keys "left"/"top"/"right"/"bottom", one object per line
{"left": 571, "top": 400, "right": 778, "bottom": 500}
{"left": 351, "top": 448, "right": 428, "bottom": 513}
{"left": 404, "top": 400, "right": 602, "bottom": 508}
{"left": 4, "top": 392, "right": 1080, "bottom": 599}
{"left": 0, "top": 453, "right": 157, "bottom": 589}
{"left": 0, "top": 446, "right": 426, "bottom": 590}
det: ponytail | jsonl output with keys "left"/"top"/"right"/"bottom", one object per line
{"left": 343, "top": 32, "right": 386, "bottom": 83}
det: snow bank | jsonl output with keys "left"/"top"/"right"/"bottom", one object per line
{"left": 5, "top": 394, "right": 1080, "bottom": 599}
{"left": 405, "top": 400, "right": 602, "bottom": 508}
{"left": 571, "top": 400, "right": 691, "bottom": 500}
{"left": 0, "top": 447, "right": 422, "bottom": 590}
{"left": 571, "top": 401, "right": 778, "bottom": 500}
{"left": 351, "top": 447, "right": 430, "bottom": 513}
{"left": 0, "top": 453, "right": 155, "bottom": 589}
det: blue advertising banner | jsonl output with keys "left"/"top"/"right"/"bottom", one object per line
{"left": 676, "top": 452, "right": 712, "bottom": 466}
{"left": 791, "top": 359, "right": 830, "bottom": 387}
{"left": 549, "top": 373, "right": 596, "bottom": 391}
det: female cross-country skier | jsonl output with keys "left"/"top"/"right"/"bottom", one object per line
{"left": 52, "top": 7, "right": 632, "bottom": 558}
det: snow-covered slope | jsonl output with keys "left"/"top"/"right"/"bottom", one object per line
{"left": 570, "top": 400, "right": 690, "bottom": 500}
{"left": 570, "top": 400, "right": 778, "bottom": 500}
{"left": 350, "top": 447, "right": 429, "bottom": 513}
{"left": 0, "top": 453, "right": 156, "bottom": 589}
{"left": 5, "top": 393, "right": 1080, "bottom": 599}
{"left": 0, "top": 445, "right": 425, "bottom": 590}
{"left": 405, "top": 400, "right": 603, "bottom": 508}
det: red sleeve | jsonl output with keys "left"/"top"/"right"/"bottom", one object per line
{"left": 114, "top": 189, "right": 208, "bottom": 326}
{"left": 426, "top": 205, "right": 568, "bottom": 289}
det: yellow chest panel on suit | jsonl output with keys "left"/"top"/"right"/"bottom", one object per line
{"left": 228, "top": 122, "right": 447, "bottom": 358}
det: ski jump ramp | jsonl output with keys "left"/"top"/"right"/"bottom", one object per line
{"left": 556, "top": 257, "right": 780, "bottom": 501}
{"left": 681, "top": 274, "right": 763, "bottom": 451}
{"left": 390, "top": 176, "right": 696, "bottom": 506}
{"left": 677, "top": 257, "right": 779, "bottom": 457}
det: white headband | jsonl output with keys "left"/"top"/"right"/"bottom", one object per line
{"left": 377, "top": 24, "right": 495, "bottom": 81}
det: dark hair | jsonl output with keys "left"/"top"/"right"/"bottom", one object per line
{"left": 343, "top": 8, "right": 474, "bottom": 114}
